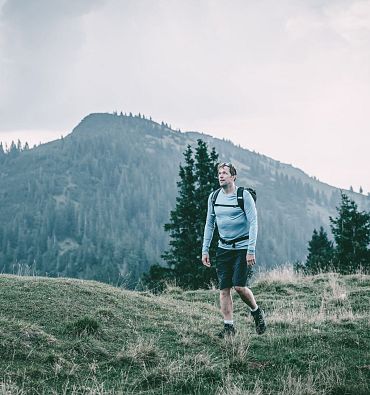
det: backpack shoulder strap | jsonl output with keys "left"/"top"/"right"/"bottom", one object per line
{"left": 246, "top": 187, "right": 257, "bottom": 203}
{"left": 237, "top": 186, "right": 245, "bottom": 212}
{"left": 211, "top": 188, "right": 222, "bottom": 211}
{"left": 237, "top": 187, "right": 257, "bottom": 213}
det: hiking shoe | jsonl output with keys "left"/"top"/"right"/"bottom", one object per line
{"left": 217, "top": 324, "right": 236, "bottom": 338}
{"left": 251, "top": 308, "right": 266, "bottom": 335}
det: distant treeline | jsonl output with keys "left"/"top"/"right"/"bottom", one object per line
{"left": 0, "top": 140, "right": 32, "bottom": 155}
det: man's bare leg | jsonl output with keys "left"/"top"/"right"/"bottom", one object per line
{"left": 234, "top": 286, "right": 257, "bottom": 310}
{"left": 220, "top": 288, "right": 233, "bottom": 320}
{"left": 234, "top": 286, "right": 266, "bottom": 334}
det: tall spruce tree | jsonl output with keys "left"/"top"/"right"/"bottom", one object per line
{"left": 161, "top": 145, "right": 199, "bottom": 286}
{"left": 193, "top": 140, "right": 220, "bottom": 287}
{"left": 144, "top": 140, "right": 219, "bottom": 290}
{"left": 330, "top": 192, "right": 370, "bottom": 274}
{"left": 305, "top": 226, "right": 334, "bottom": 274}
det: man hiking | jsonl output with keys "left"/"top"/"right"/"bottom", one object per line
{"left": 202, "top": 162, "right": 266, "bottom": 337}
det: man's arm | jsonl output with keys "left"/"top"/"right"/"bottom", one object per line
{"left": 201, "top": 193, "right": 216, "bottom": 266}
{"left": 244, "top": 190, "right": 258, "bottom": 263}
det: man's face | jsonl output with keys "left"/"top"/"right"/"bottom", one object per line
{"left": 218, "top": 166, "right": 235, "bottom": 187}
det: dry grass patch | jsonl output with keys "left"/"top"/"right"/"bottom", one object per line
{"left": 58, "top": 379, "right": 108, "bottom": 395}
{"left": 255, "top": 264, "right": 304, "bottom": 285}
{"left": 280, "top": 370, "right": 323, "bottom": 395}
{"left": 265, "top": 273, "right": 362, "bottom": 326}
{"left": 222, "top": 332, "right": 251, "bottom": 363}
{"left": 116, "top": 336, "right": 163, "bottom": 368}
{"left": 0, "top": 380, "right": 25, "bottom": 395}
{"left": 278, "top": 363, "right": 346, "bottom": 395}
{"left": 267, "top": 295, "right": 356, "bottom": 326}
{"left": 162, "top": 282, "right": 184, "bottom": 295}
{"left": 319, "top": 274, "right": 354, "bottom": 322}
{"left": 267, "top": 299, "right": 317, "bottom": 326}
{"left": 327, "top": 273, "right": 348, "bottom": 300}
{"left": 135, "top": 350, "right": 220, "bottom": 393}
{"left": 215, "top": 374, "right": 263, "bottom": 395}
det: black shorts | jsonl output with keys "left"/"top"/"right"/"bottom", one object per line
{"left": 216, "top": 247, "right": 253, "bottom": 290}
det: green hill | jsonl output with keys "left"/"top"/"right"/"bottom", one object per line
{"left": 0, "top": 271, "right": 369, "bottom": 394}
{"left": 1, "top": 112, "right": 370, "bottom": 287}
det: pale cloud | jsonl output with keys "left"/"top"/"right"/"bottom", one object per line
{"left": 327, "top": 1, "right": 370, "bottom": 43}
{"left": 0, "top": 0, "right": 369, "bottom": 193}
{"left": 0, "top": 0, "right": 104, "bottom": 129}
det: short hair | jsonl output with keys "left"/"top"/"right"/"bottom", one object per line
{"left": 218, "top": 162, "right": 237, "bottom": 176}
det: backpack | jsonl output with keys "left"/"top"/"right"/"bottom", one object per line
{"left": 211, "top": 186, "right": 256, "bottom": 213}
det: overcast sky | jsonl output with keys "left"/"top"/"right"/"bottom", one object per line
{"left": 1, "top": 0, "right": 369, "bottom": 193}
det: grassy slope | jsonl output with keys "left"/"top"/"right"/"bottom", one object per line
{"left": 0, "top": 271, "right": 369, "bottom": 395}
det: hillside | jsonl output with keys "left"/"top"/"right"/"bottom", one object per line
{"left": 0, "top": 112, "right": 369, "bottom": 286}
{"left": 0, "top": 272, "right": 369, "bottom": 394}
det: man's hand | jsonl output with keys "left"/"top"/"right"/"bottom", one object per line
{"left": 246, "top": 253, "right": 256, "bottom": 266}
{"left": 202, "top": 253, "right": 211, "bottom": 267}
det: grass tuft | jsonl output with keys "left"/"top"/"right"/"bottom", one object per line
{"left": 163, "top": 281, "right": 184, "bottom": 295}
{"left": 215, "top": 374, "right": 263, "bottom": 395}
{"left": 65, "top": 316, "right": 100, "bottom": 336}
{"left": 116, "top": 336, "right": 162, "bottom": 367}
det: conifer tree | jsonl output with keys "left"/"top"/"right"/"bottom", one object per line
{"left": 305, "top": 226, "right": 334, "bottom": 274}
{"left": 9, "top": 141, "right": 18, "bottom": 156}
{"left": 193, "top": 140, "right": 220, "bottom": 283}
{"left": 330, "top": 193, "right": 370, "bottom": 273}
{"left": 143, "top": 145, "right": 198, "bottom": 291}
{"left": 144, "top": 140, "right": 219, "bottom": 290}
{"left": 0, "top": 143, "right": 5, "bottom": 161}
{"left": 162, "top": 145, "right": 198, "bottom": 275}
{"left": 164, "top": 141, "right": 219, "bottom": 288}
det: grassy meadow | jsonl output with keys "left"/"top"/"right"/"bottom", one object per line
{"left": 0, "top": 268, "right": 369, "bottom": 394}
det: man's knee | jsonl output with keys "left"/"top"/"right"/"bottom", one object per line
{"left": 220, "top": 287, "right": 231, "bottom": 297}
{"left": 234, "top": 285, "right": 246, "bottom": 294}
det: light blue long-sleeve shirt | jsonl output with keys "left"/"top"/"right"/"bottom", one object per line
{"left": 202, "top": 186, "right": 258, "bottom": 255}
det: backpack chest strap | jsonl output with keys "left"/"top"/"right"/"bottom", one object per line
{"left": 212, "top": 186, "right": 245, "bottom": 212}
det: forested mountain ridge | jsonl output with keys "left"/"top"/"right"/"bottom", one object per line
{"left": 0, "top": 112, "right": 369, "bottom": 286}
